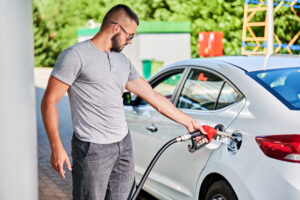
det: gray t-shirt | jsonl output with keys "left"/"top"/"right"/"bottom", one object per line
{"left": 51, "top": 40, "right": 140, "bottom": 144}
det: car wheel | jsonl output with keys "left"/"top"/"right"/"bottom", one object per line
{"left": 204, "top": 180, "right": 237, "bottom": 200}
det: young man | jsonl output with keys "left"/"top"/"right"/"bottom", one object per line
{"left": 41, "top": 4, "right": 208, "bottom": 200}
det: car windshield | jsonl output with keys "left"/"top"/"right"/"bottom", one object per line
{"left": 247, "top": 67, "right": 300, "bottom": 110}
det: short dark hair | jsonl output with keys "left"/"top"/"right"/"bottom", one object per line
{"left": 101, "top": 4, "right": 139, "bottom": 30}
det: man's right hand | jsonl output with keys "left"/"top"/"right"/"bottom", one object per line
{"left": 51, "top": 148, "right": 72, "bottom": 179}
{"left": 41, "top": 76, "right": 72, "bottom": 179}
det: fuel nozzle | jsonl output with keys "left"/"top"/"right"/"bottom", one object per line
{"left": 176, "top": 125, "right": 218, "bottom": 143}
{"left": 202, "top": 125, "right": 239, "bottom": 142}
{"left": 176, "top": 125, "right": 237, "bottom": 144}
{"left": 185, "top": 125, "right": 217, "bottom": 152}
{"left": 187, "top": 125, "right": 240, "bottom": 153}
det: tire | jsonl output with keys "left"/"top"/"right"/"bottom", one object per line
{"left": 204, "top": 180, "right": 238, "bottom": 200}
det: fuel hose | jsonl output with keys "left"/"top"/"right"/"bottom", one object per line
{"left": 130, "top": 130, "right": 205, "bottom": 200}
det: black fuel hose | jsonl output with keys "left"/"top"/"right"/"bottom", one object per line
{"left": 130, "top": 131, "right": 204, "bottom": 200}
{"left": 130, "top": 138, "right": 177, "bottom": 200}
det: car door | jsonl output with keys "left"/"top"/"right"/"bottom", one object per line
{"left": 124, "top": 68, "right": 187, "bottom": 184}
{"left": 148, "top": 67, "right": 246, "bottom": 199}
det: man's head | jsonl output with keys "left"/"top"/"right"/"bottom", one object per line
{"left": 101, "top": 4, "right": 139, "bottom": 52}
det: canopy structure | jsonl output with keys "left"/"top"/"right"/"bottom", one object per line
{"left": 241, "top": 0, "right": 300, "bottom": 55}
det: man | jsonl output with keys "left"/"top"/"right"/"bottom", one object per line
{"left": 41, "top": 4, "right": 208, "bottom": 200}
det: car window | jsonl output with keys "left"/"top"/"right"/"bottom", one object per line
{"left": 139, "top": 71, "right": 183, "bottom": 105}
{"left": 154, "top": 73, "right": 182, "bottom": 99}
{"left": 216, "top": 82, "right": 243, "bottom": 110}
{"left": 247, "top": 67, "right": 300, "bottom": 110}
{"left": 177, "top": 69, "right": 224, "bottom": 110}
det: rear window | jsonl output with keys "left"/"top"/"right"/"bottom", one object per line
{"left": 247, "top": 67, "right": 300, "bottom": 110}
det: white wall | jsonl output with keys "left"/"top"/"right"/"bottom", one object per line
{"left": 124, "top": 33, "right": 191, "bottom": 75}
{"left": 0, "top": 0, "right": 38, "bottom": 199}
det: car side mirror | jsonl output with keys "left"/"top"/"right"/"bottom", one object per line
{"left": 122, "top": 92, "right": 132, "bottom": 106}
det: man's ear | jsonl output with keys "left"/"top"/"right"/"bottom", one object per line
{"left": 111, "top": 23, "right": 119, "bottom": 34}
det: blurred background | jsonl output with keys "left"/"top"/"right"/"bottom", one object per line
{"left": 33, "top": 0, "right": 300, "bottom": 69}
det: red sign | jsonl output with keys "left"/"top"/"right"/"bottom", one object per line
{"left": 198, "top": 32, "right": 223, "bottom": 57}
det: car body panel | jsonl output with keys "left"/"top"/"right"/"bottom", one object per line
{"left": 194, "top": 92, "right": 300, "bottom": 199}
{"left": 125, "top": 105, "right": 160, "bottom": 177}
{"left": 125, "top": 60, "right": 247, "bottom": 199}
{"left": 125, "top": 56, "right": 300, "bottom": 200}
{"left": 144, "top": 98, "right": 246, "bottom": 199}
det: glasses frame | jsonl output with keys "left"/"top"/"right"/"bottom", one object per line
{"left": 111, "top": 22, "right": 134, "bottom": 41}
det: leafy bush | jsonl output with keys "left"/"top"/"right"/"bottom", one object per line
{"left": 33, "top": 0, "right": 299, "bottom": 67}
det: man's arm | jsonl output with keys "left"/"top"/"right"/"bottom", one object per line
{"left": 41, "top": 75, "right": 72, "bottom": 179}
{"left": 125, "top": 77, "right": 207, "bottom": 135}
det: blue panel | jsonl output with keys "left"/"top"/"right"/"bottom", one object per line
{"left": 246, "top": 0, "right": 300, "bottom": 8}
{"left": 242, "top": 42, "right": 300, "bottom": 50}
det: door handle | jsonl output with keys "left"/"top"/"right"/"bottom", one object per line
{"left": 146, "top": 123, "right": 158, "bottom": 132}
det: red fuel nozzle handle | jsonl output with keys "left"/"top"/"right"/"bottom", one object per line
{"left": 189, "top": 125, "right": 217, "bottom": 143}
{"left": 202, "top": 125, "right": 217, "bottom": 143}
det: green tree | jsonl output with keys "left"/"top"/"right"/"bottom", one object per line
{"left": 33, "top": 2, "right": 59, "bottom": 67}
{"left": 33, "top": 0, "right": 299, "bottom": 67}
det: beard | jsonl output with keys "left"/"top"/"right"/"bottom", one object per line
{"left": 111, "top": 33, "right": 125, "bottom": 52}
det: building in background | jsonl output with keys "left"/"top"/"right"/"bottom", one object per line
{"left": 77, "top": 21, "right": 191, "bottom": 79}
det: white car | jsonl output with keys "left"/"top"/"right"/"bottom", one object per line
{"left": 124, "top": 56, "right": 300, "bottom": 200}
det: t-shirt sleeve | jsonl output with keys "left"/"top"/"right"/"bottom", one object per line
{"left": 127, "top": 60, "right": 141, "bottom": 82}
{"left": 51, "top": 48, "right": 82, "bottom": 85}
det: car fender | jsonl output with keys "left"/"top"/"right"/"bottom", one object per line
{"left": 194, "top": 146, "right": 255, "bottom": 200}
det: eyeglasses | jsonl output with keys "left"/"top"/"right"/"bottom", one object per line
{"left": 111, "top": 22, "right": 135, "bottom": 41}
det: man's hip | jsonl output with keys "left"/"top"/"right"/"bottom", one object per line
{"left": 71, "top": 131, "right": 135, "bottom": 200}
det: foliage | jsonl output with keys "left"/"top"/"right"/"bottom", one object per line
{"left": 33, "top": 2, "right": 59, "bottom": 67}
{"left": 33, "top": 0, "right": 299, "bottom": 67}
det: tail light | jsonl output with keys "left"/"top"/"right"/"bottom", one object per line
{"left": 255, "top": 135, "right": 300, "bottom": 163}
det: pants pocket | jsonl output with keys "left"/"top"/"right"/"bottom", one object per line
{"left": 71, "top": 133, "right": 90, "bottom": 161}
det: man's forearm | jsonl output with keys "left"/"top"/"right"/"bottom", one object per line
{"left": 147, "top": 91, "right": 194, "bottom": 128}
{"left": 126, "top": 77, "right": 199, "bottom": 131}
{"left": 41, "top": 100, "right": 64, "bottom": 151}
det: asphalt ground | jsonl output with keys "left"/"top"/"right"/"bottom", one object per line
{"left": 35, "top": 67, "right": 157, "bottom": 200}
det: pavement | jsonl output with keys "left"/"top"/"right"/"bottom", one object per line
{"left": 35, "top": 67, "right": 155, "bottom": 200}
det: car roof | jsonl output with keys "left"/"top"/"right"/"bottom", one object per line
{"left": 165, "top": 55, "right": 300, "bottom": 72}
{"left": 215, "top": 56, "right": 300, "bottom": 72}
